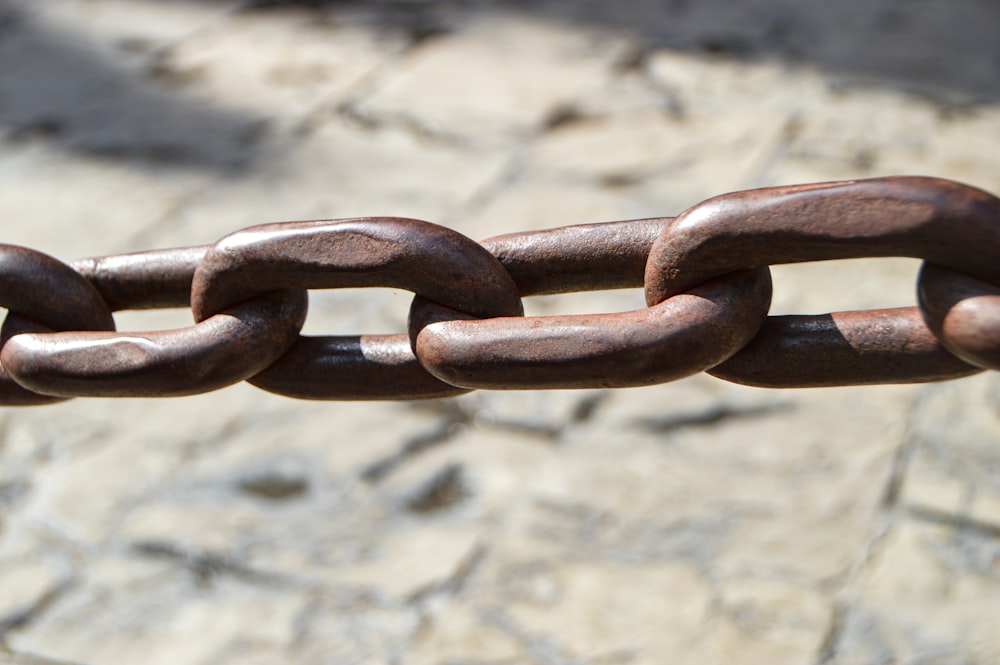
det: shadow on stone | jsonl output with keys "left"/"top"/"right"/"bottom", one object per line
{"left": 0, "top": 5, "right": 265, "bottom": 172}
{"left": 241, "top": 0, "right": 1000, "bottom": 105}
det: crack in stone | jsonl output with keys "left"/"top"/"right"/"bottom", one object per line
{"left": 530, "top": 498, "right": 731, "bottom": 571}
{"left": 406, "top": 541, "right": 486, "bottom": 606}
{"left": 406, "top": 463, "right": 469, "bottom": 514}
{"left": 441, "top": 138, "right": 531, "bottom": 229}
{"left": 365, "top": 395, "right": 588, "bottom": 484}
{"left": 814, "top": 387, "right": 931, "bottom": 663}
{"left": 0, "top": 645, "right": 85, "bottom": 665}
{"left": 881, "top": 412, "right": 930, "bottom": 511}
{"left": 130, "top": 541, "right": 291, "bottom": 589}
{"left": 814, "top": 602, "right": 846, "bottom": 665}
{"left": 484, "top": 607, "right": 587, "bottom": 665}
{"left": 907, "top": 505, "right": 1000, "bottom": 540}
{"left": 362, "top": 418, "right": 467, "bottom": 484}
{"left": 334, "top": 102, "right": 475, "bottom": 149}
{"left": 569, "top": 391, "right": 610, "bottom": 424}
{"left": 0, "top": 577, "right": 75, "bottom": 640}
{"left": 633, "top": 401, "right": 792, "bottom": 433}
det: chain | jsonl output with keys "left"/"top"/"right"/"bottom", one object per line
{"left": 0, "top": 176, "right": 997, "bottom": 405}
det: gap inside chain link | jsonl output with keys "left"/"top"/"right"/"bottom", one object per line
{"left": 300, "top": 289, "right": 413, "bottom": 336}
{"left": 107, "top": 289, "right": 418, "bottom": 336}
{"left": 767, "top": 258, "right": 922, "bottom": 316}
{"left": 111, "top": 307, "right": 200, "bottom": 333}
{"left": 523, "top": 289, "right": 646, "bottom": 317}
{"left": 522, "top": 258, "right": 922, "bottom": 318}
{"left": 646, "top": 176, "right": 1000, "bottom": 385}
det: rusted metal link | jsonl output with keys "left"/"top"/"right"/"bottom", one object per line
{"left": 708, "top": 308, "right": 981, "bottom": 387}
{"left": 0, "top": 245, "right": 116, "bottom": 404}
{"left": 2, "top": 289, "right": 307, "bottom": 397}
{"left": 72, "top": 246, "right": 208, "bottom": 310}
{"left": 191, "top": 218, "right": 523, "bottom": 400}
{"left": 1, "top": 242, "right": 307, "bottom": 398}
{"left": 481, "top": 218, "right": 670, "bottom": 295}
{"left": 646, "top": 176, "right": 1000, "bottom": 386}
{"left": 246, "top": 335, "right": 464, "bottom": 401}
{"left": 411, "top": 219, "right": 772, "bottom": 389}
{"left": 919, "top": 264, "right": 1000, "bottom": 370}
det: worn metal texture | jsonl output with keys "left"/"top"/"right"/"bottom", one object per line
{"left": 412, "top": 218, "right": 771, "bottom": 389}
{"left": 645, "top": 176, "right": 1000, "bottom": 386}
{"left": 481, "top": 218, "right": 670, "bottom": 295}
{"left": 192, "top": 218, "right": 524, "bottom": 400}
{"left": 247, "top": 334, "right": 469, "bottom": 401}
{"left": 1, "top": 289, "right": 307, "bottom": 397}
{"left": 72, "top": 246, "right": 208, "bottom": 311}
{"left": 411, "top": 269, "right": 771, "bottom": 389}
{"left": 2, "top": 243, "right": 307, "bottom": 397}
{"left": 0, "top": 245, "right": 116, "bottom": 405}
{"left": 0, "top": 176, "right": 996, "bottom": 403}
{"left": 919, "top": 263, "right": 1000, "bottom": 370}
{"left": 645, "top": 177, "right": 1000, "bottom": 299}
{"left": 707, "top": 308, "right": 982, "bottom": 387}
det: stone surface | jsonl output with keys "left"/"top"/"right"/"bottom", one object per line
{"left": 0, "top": 1, "right": 997, "bottom": 664}
{"left": 361, "top": 14, "right": 626, "bottom": 143}
{"left": 0, "top": 556, "right": 72, "bottom": 633}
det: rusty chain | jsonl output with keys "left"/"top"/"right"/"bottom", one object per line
{"left": 0, "top": 175, "right": 997, "bottom": 405}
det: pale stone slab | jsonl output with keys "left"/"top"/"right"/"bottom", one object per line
{"left": 362, "top": 15, "right": 626, "bottom": 142}
{"left": 151, "top": 119, "right": 510, "bottom": 248}
{"left": 462, "top": 176, "right": 657, "bottom": 239}
{"left": 0, "top": 557, "right": 72, "bottom": 632}
{"left": 0, "top": 140, "right": 210, "bottom": 258}
{"left": 901, "top": 373, "right": 1000, "bottom": 529}
{"left": 830, "top": 518, "right": 1000, "bottom": 664}
{"left": 157, "top": 9, "right": 409, "bottom": 126}
{"left": 406, "top": 602, "right": 523, "bottom": 664}
{"left": 10, "top": 567, "right": 308, "bottom": 665}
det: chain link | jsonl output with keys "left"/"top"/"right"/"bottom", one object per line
{"left": 0, "top": 176, "right": 996, "bottom": 404}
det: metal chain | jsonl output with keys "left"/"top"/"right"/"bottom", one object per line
{"left": 1, "top": 176, "right": 997, "bottom": 404}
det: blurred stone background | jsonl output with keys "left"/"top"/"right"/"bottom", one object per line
{"left": 0, "top": 1, "right": 998, "bottom": 663}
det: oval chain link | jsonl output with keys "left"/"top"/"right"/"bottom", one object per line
{"left": 0, "top": 245, "right": 116, "bottom": 404}
{"left": 2, "top": 242, "right": 308, "bottom": 397}
{"left": 190, "top": 218, "right": 524, "bottom": 400}
{"left": 645, "top": 176, "right": 999, "bottom": 387}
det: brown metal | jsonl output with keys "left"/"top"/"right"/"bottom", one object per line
{"left": 73, "top": 246, "right": 208, "bottom": 310}
{"left": 191, "top": 218, "right": 523, "bottom": 400}
{"left": 412, "top": 269, "right": 771, "bottom": 389}
{"left": 248, "top": 335, "right": 466, "bottom": 400}
{"left": 2, "top": 289, "right": 307, "bottom": 397}
{"left": 645, "top": 176, "right": 999, "bottom": 386}
{"left": 919, "top": 264, "right": 1000, "bottom": 370}
{"left": 645, "top": 177, "right": 1000, "bottom": 301}
{"left": 482, "top": 218, "right": 670, "bottom": 295}
{"left": 192, "top": 218, "right": 524, "bottom": 321}
{"left": 411, "top": 220, "right": 770, "bottom": 389}
{"left": 0, "top": 245, "right": 115, "bottom": 330}
{"left": 708, "top": 308, "right": 981, "bottom": 387}
{"left": 2, "top": 244, "right": 306, "bottom": 398}
{"left": 0, "top": 245, "right": 116, "bottom": 405}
